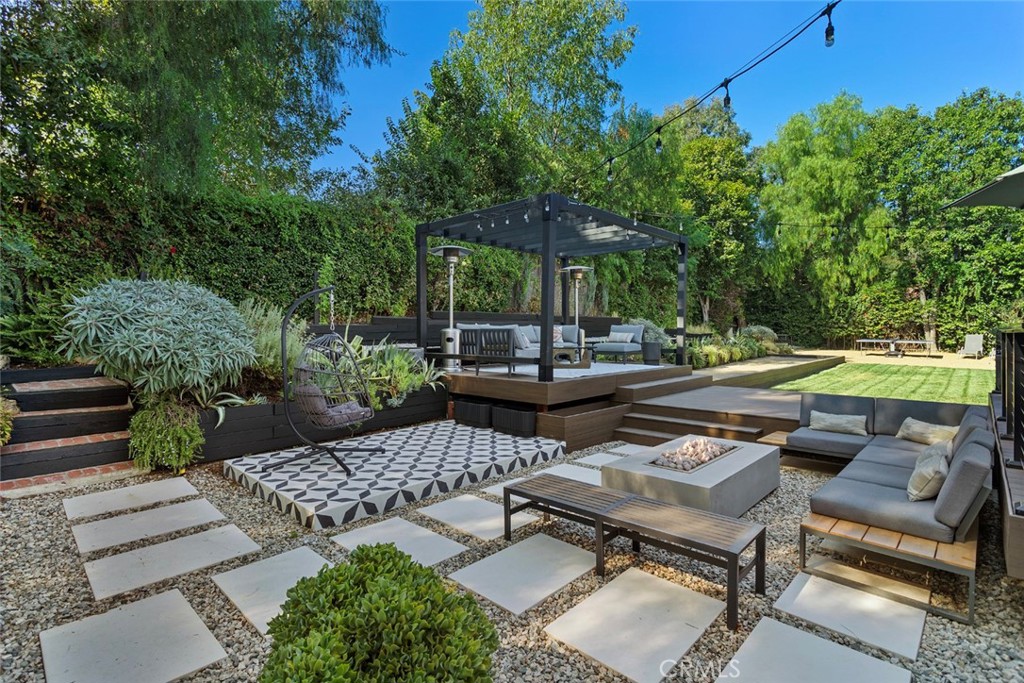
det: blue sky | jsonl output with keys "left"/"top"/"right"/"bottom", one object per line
{"left": 315, "top": 1, "right": 1024, "bottom": 172}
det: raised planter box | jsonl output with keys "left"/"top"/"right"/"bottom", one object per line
{"left": 453, "top": 399, "right": 491, "bottom": 429}
{"left": 535, "top": 401, "right": 632, "bottom": 453}
{"left": 492, "top": 404, "right": 536, "bottom": 437}
{"left": 199, "top": 386, "right": 447, "bottom": 462}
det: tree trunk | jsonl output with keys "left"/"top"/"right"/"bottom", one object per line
{"left": 918, "top": 288, "right": 937, "bottom": 347}
{"left": 699, "top": 295, "right": 711, "bottom": 324}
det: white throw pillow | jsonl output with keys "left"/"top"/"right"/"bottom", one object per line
{"left": 607, "top": 331, "right": 634, "bottom": 343}
{"left": 896, "top": 417, "right": 959, "bottom": 445}
{"left": 907, "top": 449, "right": 949, "bottom": 501}
{"left": 552, "top": 325, "right": 563, "bottom": 342}
{"left": 916, "top": 439, "right": 953, "bottom": 466}
{"left": 808, "top": 410, "right": 868, "bottom": 436}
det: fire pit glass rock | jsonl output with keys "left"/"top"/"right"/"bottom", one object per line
{"left": 651, "top": 437, "right": 735, "bottom": 472}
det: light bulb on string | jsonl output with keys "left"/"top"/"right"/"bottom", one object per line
{"left": 722, "top": 80, "right": 732, "bottom": 113}
{"left": 824, "top": 8, "right": 835, "bottom": 47}
{"left": 655, "top": 128, "right": 663, "bottom": 155}
{"left": 606, "top": 158, "right": 614, "bottom": 182}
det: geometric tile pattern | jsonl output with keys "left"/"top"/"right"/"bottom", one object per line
{"left": 545, "top": 568, "right": 724, "bottom": 683}
{"left": 417, "top": 495, "right": 537, "bottom": 541}
{"left": 449, "top": 534, "right": 593, "bottom": 615}
{"left": 722, "top": 618, "right": 911, "bottom": 683}
{"left": 774, "top": 573, "right": 925, "bottom": 660}
{"left": 224, "top": 421, "right": 564, "bottom": 530}
{"left": 39, "top": 590, "right": 226, "bottom": 683}
{"left": 331, "top": 517, "right": 468, "bottom": 566}
{"left": 212, "top": 547, "right": 331, "bottom": 636}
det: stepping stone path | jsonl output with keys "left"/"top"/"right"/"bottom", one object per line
{"left": 39, "top": 590, "right": 226, "bottom": 683}
{"left": 608, "top": 444, "right": 648, "bottom": 455}
{"left": 418, "top": 494, "right": 537, "bottom": 541}
{"left": 538, "top": 463, "right": 602, "bottom": 485}
{"left": 482, "top": 476, "right": 527, "bottom": 503}
{"left": 545, "top": 568, "right": 724, "bottom": 683}
{"left": 213, "top": 547, "right": 330, "bottom": 635}
{"left": 84, "top": 524, "right": 260, "bottom": 600}
{"left": 63, "top": 477, "right": 199, "bottom": 520}
{"left": 72, "top": 499, "right": 225, "bottom": 554}
{"left": 450, "top": 533, "right": 593, "bottom": 614}
{"left": 774, "top": 572, "right": 925, "bottom": 660}
{"left": 722, "top": 618, "right": 911, "bottom": 682}
{"left": 575, "top": 452, "right": 623, "bottom": 467}
{"left": 332, "top": 517, "right": 467, "bottom": 567}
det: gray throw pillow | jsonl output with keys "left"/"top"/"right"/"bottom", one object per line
{"left": 808, "top": 410, "right": 868, "bottom": 436}
{"left": 519, "top": 325, "right": 538, "bottom": 345}
{"left": 907, "top": 450, "right": 949, "bottom": 501}
{"left": 895, "top": 417, "right": 958, "bottom": 445}
{"left": 916, "top": 439, "right": 953, "bottom": 466}
{"left": 607, "top": 331, "right": 633, "bottom": 343}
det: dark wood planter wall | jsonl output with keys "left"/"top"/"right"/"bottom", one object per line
{"left": 199, "top": 386, "right": 448, "bottom": 462}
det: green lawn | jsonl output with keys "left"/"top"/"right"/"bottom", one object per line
{"left": 772, "top": 363, "right": 995, "bottom": 405}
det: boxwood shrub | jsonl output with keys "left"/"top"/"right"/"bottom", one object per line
{"left": 263, "top": 543, "right": 498, "bottom": 683}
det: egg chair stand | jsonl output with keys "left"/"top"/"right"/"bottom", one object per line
{"left": 261, "top": 286, "right": 384, "bottom": 474}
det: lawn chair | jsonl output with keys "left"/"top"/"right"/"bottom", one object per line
{"left": 957, "top": 334, "right": 984, "bottom": 359}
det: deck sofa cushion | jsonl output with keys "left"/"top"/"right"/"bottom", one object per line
{"left": 952, "top": 429, "right": 995, "bottom": 465}
{"left": 933, "top": 443, "right": 992, "bottom": 528}
{"left": 853, "top": 446, "right": 921, "bottom": 469}
{"left": 798, "top": 394, "right": 875, "bottom": 433}
{"left": 521, "top": 325, "right": 539, "bottom": 344}
{"left": 608, "top": 324, "right": 645, "bottom": 344}
{"left": 838, "top": 460, "right": 915, "bottom": 490}
{"left": 873, "top": 397, "right": 966, "bottom": 436}
{"left": 592, "top": 342, "right": 641, "bottom": 353}
{"left": 867, "top": 434, "right": 929, "bottom": 454}
{"left": 810, "top": 477, "right": 954, "bottom": 543}
{"left": 907, "top": 449, "right": 949, "bottom": 501}
{"left": 952, "top": 415, "right": 990, "bottom": 453}
{"left": 895, "top": 416, "right": 959, "bottom": 445}
{"left": 809, "top": 410, "right": 868, "bottom": 436}
{"left": 787, "top": 427, "right": 871, "bottom": 457}
{"left": 560, "top": 325, "right": 580, "bottom": 345}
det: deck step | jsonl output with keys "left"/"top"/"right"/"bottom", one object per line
{"left": 0, "top": 431, "right": 131, "bottom": 481}
{"left": 611, "top": 426, "right": 679, "bottom": 447}
{"left": 620, "top": 412, "right": 763, "bottom": 442}
{"left": 613, "top": 373, "right": 713, "bottom": 402}
{"left": 8, "top": 377, "right": 129, "bottom": 412}
{"left": 9, "top": 403, "right": 133, "bottom": 444}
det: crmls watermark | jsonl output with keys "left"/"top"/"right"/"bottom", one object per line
{"left": 660, "top": 656, "right": 741, "bottom": 679}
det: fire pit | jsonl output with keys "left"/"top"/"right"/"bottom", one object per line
{"left": 651, "top": 437, "right": 736, "bottom": 472}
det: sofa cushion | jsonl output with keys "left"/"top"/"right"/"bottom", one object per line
{"left": 867, "top": 435, "right": 929, "bottom": 454}
{"left": 952, "top": 415, "right": 990, "bottom": 453}
{"left": 873, "top": 398, "right": 966, "bottom": 436}
{"left": 838, "top": 460, "right": 915, "bottom": 490}
{"left": 787, "top": 426, "right": 871, "bottom": 457}
{"left": 608, "top": 323, "right": 645, "bottom": 344}
{"left": 907, "top": 450, "right": 949, "bottom": 502}
{"left": 560, "top": 325, "right": 579, "bottom": 345}
{"left": 798, "top": 394, "right": 876, "bottom": 432}
{"left": 933, "top": 443, "right": 992, "bottom": 529}
{"left": 607, "top": 331, "right": 634, "bottom": 343}
{"left": 853, "top": 446, "right": 921, "bottom": 469}
{"left": 895, "top": 417, "right": 959, "bottom": 445}
{"left": 916, "top": 440, "right": 952, "bottom": 466}
{"left": 809, "top": 410, "right": 868, "bottom": 436}
{"left": 810, "top": 477, "right": 954, "bottom": 543}
{"left": 515, "top": 347, "right": 540, "bottom": 359}
{"left": 592, "top": 342, "right": 642, "bottom": 354}
{"left": 950, "top": 429, "right": 996, "bottom": 468}
{"left": 521, "top": 325, "right": 539, "bottom": 344}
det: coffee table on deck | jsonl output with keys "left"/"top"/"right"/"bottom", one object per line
{"left": 503, "top": 474, "right": 766, "bottom": 629}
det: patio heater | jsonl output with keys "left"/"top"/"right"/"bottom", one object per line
{"left": 430, "top": 245, "right": 472, "bottom": 370}
{"left": 562, "top": 265, "right": 593, "bottom": 351}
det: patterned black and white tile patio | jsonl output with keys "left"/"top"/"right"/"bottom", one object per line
{"left": 224, "top": 421, "right": 564, "bottom": 530}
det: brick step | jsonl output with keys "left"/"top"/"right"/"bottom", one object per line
{"left": 617, "top": 413, "right": 763, "bottom": 444}
{"left": 613, "top": 373, "right": 713, "bottom": 402}
{"left": 7, "top": 377, "right": 129, "bottom": 412}
{"left": 1, "top": 431, "right": 131, "bottom": 481}
{"left": 9, "top": 403, "right": 132, "bottom": 444}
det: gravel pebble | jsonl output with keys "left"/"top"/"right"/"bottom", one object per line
{"left": 2, "top": 442, "right": 1022, "bottom": 682}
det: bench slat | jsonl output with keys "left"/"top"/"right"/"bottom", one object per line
{"left": 832, "top": 520, "right": 869, "bottom": 541}
{"left": 934, "top": 523, "right": 978, "bottom": 570}
{"left": 803, "top": 513, "right": 839, "bottom": 534}
{"left": 896, "top": 534, "right": 939, "bottom": 559}
{"left": 862, "top": 526, "right": 903, "bottom": 551}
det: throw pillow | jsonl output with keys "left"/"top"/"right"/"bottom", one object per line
{"left": 808, "top": 410, "right": 868, "bottom": 436}
{"left": 522, "top": 325, "right": 539, "bottom": 344}
{"left": 896, "top": 417, "right": 959, "bottom": 445}
{"left": 607, "top": 331, "right": 634, "bottom": 343}
{"left": 916, "top": 439, "right": 953, "bottom": 466}
{"left": 511, "top": 326, "right": 530, "bottom": 350}
{"left": 552, "top": 325, "right": 563, "bottom": 343}
{"left": 907, "top": 449, "right": 949, "bottom": 502}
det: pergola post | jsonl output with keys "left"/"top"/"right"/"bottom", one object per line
{"left": 675, "top": 239, "right": 688, "bottom": 366}
{"left": 559, "top": 256, "right": 570, "bottom": 324}
{"left": 415, "top": 226, "right": 428, "bottom": 349}
{"left": 539, "top": 194, "right": 557, "bottom": 382}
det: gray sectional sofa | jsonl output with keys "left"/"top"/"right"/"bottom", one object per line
{"left": 456, "top": 322, "right": 583, "bottom": 360}
{"left": 792, "top": 393, "right": 995, "bottom": 543}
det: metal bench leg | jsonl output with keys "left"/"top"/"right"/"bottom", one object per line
{"left": 755, "top": 529, "right": 766, "bottom": 594}
{"left": 799, "top": 527, "right": 807, "bottom": 570}
{"left": 503, "top": 490, "right": 512, "bottom": 541}
{"left": 595, "top": 520, "right": 606, "bottom": 577}
{"left": 632, "top": 538, "right": 641, "bottom": 553}
{"left": 968, "top": 571, "right": 976, "bottom": 625}
{"left": 727, "top": 556, "right": 739, "bottom": 630}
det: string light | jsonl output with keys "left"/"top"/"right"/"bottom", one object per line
{"left": 655, "top": 127, "right": 663, "bottom": 154}
{"left": 576, "top": 0, "right": 842, "bottom": 183}
{"left": 505, "top": 216, "right": 510, "bottom": 225}
{"left": 476, "top": 222, "right": 482, "bottom": 231}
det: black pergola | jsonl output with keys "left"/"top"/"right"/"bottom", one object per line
{"left": 415, "top": 192, "right": 689, "bottom": 381}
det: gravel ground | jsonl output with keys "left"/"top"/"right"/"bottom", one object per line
{"left": 2, "top": 442, "right": 1022, "bottom": 682}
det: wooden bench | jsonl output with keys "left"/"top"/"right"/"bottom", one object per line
{"left": 799, "top": 512, "right": 978, "bottom": 624}
{"left": 503, "top": 474, "right": 766, "bottom": 629}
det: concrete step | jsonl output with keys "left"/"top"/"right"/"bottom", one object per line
{"left": 611, "top": 426, "right": 679, "bottom": 447}
{"left": 10, "top": 403, "right": 132, "bottom": 444}
{"left": 620, "top": 412, "right": 763, "bottom": 441}
{"left": 1, "top": 431, "right": 131, "bottom": 481}
{"left": 8, "top": 377, "right": 129, "bottom": 412}
{"left": 613, "top": 373, "right": 713, "bottom": 402}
